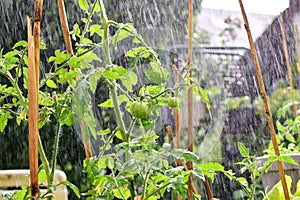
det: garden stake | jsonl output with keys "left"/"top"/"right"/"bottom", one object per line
{"left": 186, "top": 1, "right": 214, "bottom": 199}
{"left": 172, "top": 64, "right": 182, "bottom": 166}
{"left": 295, "top": 26, "right": 300, "bottom": 137}
{"left": 295, "top": 26, "right": 300, "bottom": 80}
{"left": 57, "top": 0, "right": 73, "bottom": 57}
{"left": 165, "top": 126, "right": 198, "bottom": 195}
{"left": 279, "top": 14, "right": 297, "bottom": 117}
{"left": 33, "top": 0, "right": 43, "bottom": 82}
{"left": 187, "top": 0, "right": 194, "bottom": 199}
{"left": 238, "top": 1, "right": 290, "bottom": 199}
{"left": 27, "top": 17, "right": 39, "bottom": 198}
{"left": 57, "top": 0, "right": 93, "bottom": 158}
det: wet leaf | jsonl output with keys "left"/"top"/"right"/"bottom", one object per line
{"left": 263, "top": 175, "right": 292, "bottom": 200}
{"left": 99, "top": 99, "right": 113, "bottom": 108}
{"left": 12, "top": 40, "right": 27, "bottom": 49}
{"left": 144, "top": 62, "right": 168, "bottom": 85}
{"left": 79, "top": 0, "right": 89, "bottom": 11}
{"left": 46, "top": 79, "right": 58, "bottom": 89}
{"left": 236, "top": 177, "right": 248, "bottom": 187}
{"left": 97, "top": 128, "right": 111, "bottom": 136}
{"left": 238, "top": 142, "right": 249, "bottom": 157}
{"left": 172, "top": 149, "right": 199, "bottom": 162}
{"left": 90, "top": 24, "right": 103, "bottom": 37}
{"left": 278, "top": 155, "right": 298, "bottom": 165}
{"left": 0, "top": 112, "right": 11, "bottom": 132}
{"left": 120, "top": 71, "right": 137, "bottom": 92}
{"left": 59, "top": 180, "right": 81, "bottom": 198}
{"left": 54, "top": 50, "right": 71, "bottom": 65}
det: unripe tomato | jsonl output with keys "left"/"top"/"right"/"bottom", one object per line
{"left": 167, "top": 97, "right": 179, "bottom": 108}
{"left": 130, "top": 101, "right": 150, "bottom": 119}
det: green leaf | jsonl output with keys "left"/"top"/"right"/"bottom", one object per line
{"left": 54, "top": 50, "right": 71, "bottom": 65}
{"left": 263, "top": 175, "right": 292, "bottom": 200}
{"left": 90, "top": 24, "right": 103, "bottom": 37}
{"left": 107, "top": 156, "right": 114, "bottom": 170}
{"left": 236, "top": 177, "right": 248, "bottom": 187}
{"left": 102, "top": 70, "right": 121, "bottom": 80}
{"left": 89, "top": 70, "right": 104, "bottom": 93}
{"left": 112, "top": 186, "right": 131, "bottom": 199}
{"left": 79, "top": 0, "right": 89, "bottom": 11}
{"left": 144, "top": 62, "right": 168, "bottom": 85}
{"left": 46, "top": 79, "right": 58, "bottom": 89}
{"left": 59, "top": 180, "right": 81, "bottom": 198}
{"left": 196, "top": 162, "right": 224, "bottom": 172}
{"left": 120, "top": 71, "right": 138, "bottom": 92}
{"left": 285, "top": 133, "right": 296, "bottom": 143}
{"left": 99, "top": 99, "right": 113, "bottom": 108}
{"left": 48, "top": 56, "right": 56, "bottom": 63}
{"left": 12, "top": 41, "right": 27, "bottom": 49}
{"left": 38, "top": 170, "right": 47, "bottom": 182}
{"left": 96, "top": 128, "right": 110, "bottom": 136}
{"left": 172, "top": 149, "right": 199, "bottom": 162}
{"left": 0, "top": 112, "right": 11, "bottom": 132}
{"left": 238, "top": 142, "right": 249, "bottom": 157}
{"left": 72, "top": 23, "right": 81, "bottom": 40}
{"left": 171, "top": 179, "right": 187, "bottom": 198}
{"left": 112, "top": 24, "right": 136, "bottom": 44}
{"left": 59, "top": 109, "right": 74, "bottom": 126}
{"left": 278, "top": 155, "right": 298, "bottom": 166}
{"left": 125, "top": 46, "right": 148, "bottom": 58}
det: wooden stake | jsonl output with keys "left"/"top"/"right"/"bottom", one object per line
{"left": 57, "top": 0, "right": 73, "bottom": 57}
{"left": 295, "top": 26, "right": 300, "bottom": 77}
{"left": 187, "top": 1, "right": 194, "bottom": 199}
{"left": 165, "top": 126, "right": 198, "bottom": 195}
{"left": 279, "top": 14, "right": 297, "bottom": 117}
{"left": 172, "top": 64, "right": 181, "bottom": 168}
{"left": 28, "top": 17, "right": 39, "bottom": 198}
{"left": 33, "top": 0, "right": 43, "bottom": 82}
{"left": 238, "top": 1, "right": 289, "bottom": 199}
{"left": 56, "top": 0, "right": 92, "bottom": 158}
{"left": 80, "top": 120, "right": 93, "bottom": 158}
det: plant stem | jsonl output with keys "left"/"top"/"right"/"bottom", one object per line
{"left": 50, "top": 122, "right": 62, "bottom": 183}
{"left": 238, "top": 1, "right": 289, "bottom": 199}
{"left": 249, "top": 171, "right": 256, "bottom": 200}
{"left": 79, "top": 0, "right": 98, "bottom": 44}
{"left": 38, "top": 134, "right": 51, "bottom": 189}
{"left": 110, "top": 85, "right": 128, "bottom": 141}
{"left": 141, "top": 170, "right": 150, "bottom": 200}
{"left": 2, "top": 72, "right": 24, "bottom": 102}
{"left": 99, "top": 0, "right": 128, "bottom": 141}
{"left": 144, "top": 182, "right": 170, "bottom": 200}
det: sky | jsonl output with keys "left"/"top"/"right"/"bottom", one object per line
{"left": 202, "top": 0, "right": 289, "bottom": 15}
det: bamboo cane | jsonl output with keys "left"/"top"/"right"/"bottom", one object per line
{"left": 28, "top": 17, "right": 39, "bottom": 198}
{"left": 56, "top": 0, "right": 92, "bottom": 158}
{"left": 238, "top": 1, "right": 289, "bottom": 199}
{"left": 57, "top": 0, "right": 73, "bottom": 57}
{"left": 295, "top": 26, "right": 300, "bottom": 78}
{"left": 33, "top": 0, "right": 43, "bottom": 83}
{"left": 165, "top": 126, "right": 198, "bottom": 195}
{"left": 172, "top": 64, "right": 181, "bottom": 168}
{"left": 187, "top": 1, "right": 194, "bottom": 199}
{"left": 279, "top": 14, "right": 297, "bottom": 117}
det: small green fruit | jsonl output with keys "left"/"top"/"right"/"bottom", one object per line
{"left": 167, "top": 97, "right": 179, "bottom": 108}
{"left": 130, "top": 101, "right": 150, "bottom": 119}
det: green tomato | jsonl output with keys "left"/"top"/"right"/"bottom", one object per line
{"left": 167, "top": 97, "right": 179, "bottom": 108}
{"left": 130, "top": 101, "right": 150, "bottom": 119}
